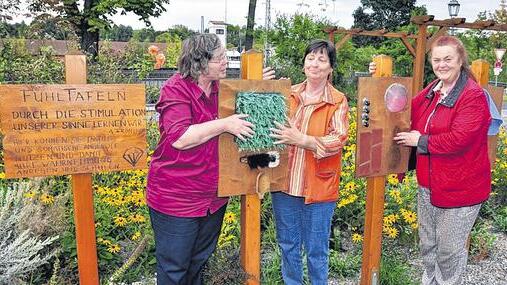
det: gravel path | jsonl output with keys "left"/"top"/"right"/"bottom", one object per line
{"left": 330, "top": 232, "right": 507, "bottom": 285}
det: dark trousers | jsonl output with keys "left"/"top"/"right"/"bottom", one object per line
{"left": 149, "top": 205, "right": 226, "bottom": 285}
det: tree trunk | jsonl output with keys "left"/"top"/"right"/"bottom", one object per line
{"left": 80, "top": 0, "right": 99, "bottom": 58}
{"left": 245, "top": 0, "right": 257, "bottom": 51}
{"left": 80, "top": 23, "right": 99, "bottom": 58}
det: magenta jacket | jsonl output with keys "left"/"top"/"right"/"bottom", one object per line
{"left": 412, "top": 70, "right": 492, "bottom": 208}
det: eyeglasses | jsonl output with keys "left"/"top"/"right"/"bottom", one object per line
{"left": 209, "top": 54, "right": 227, "bottom": 63}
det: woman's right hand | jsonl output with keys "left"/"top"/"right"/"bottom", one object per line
{"left": 223, "top": 114, "right": 255, "bottom": 141}
{"left": 368, "top": 62, "right": 377, "bottom": 75}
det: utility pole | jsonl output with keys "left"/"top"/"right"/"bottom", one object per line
{"left": 264, "top": 0, "right": 271, "bottom": 65}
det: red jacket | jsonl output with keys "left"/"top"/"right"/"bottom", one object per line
{"left": 412, "top": 71, "right": 491, "bottom": 208}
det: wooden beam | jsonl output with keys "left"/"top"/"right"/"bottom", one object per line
{"left": 426, "top": 27, "right": 450, "bottom": 53}
{"left": 414, "top": 18, "right": 507, "bottom": 32}
{"left": 411, "top": 15, "right": 435, "bottom": 24}
{"left": 240, "top": 50, "right": 262, "bottom": 285}
{"left": 332, "top": 28, "right": 418, "bottom": 39}
{"left": 400, "top": 37, "right": 416, "bottom": 57}
{"left": 335, "top": 34, "right": 352, "bottom": 50}
{"left": 413, "top": 24, "right": 428, "bottom": 96}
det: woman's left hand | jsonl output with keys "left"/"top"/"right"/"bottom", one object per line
{"left": 393, "top": 130, "right": 421, "bottom": 147}
{"left": 262, "top": 67, "right": 276, "bottom": 80}
{"left": 270, "top": 121, "right": 304, "bottom": 146}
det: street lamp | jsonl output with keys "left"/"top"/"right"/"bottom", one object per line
{"left": 448, "top": 0, "right": 460, "bottom": 17}
{"left": 448, "top": 0, "right": 460, "bottom": 35}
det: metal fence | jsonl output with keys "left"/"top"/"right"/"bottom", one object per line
{"left": 121, "top": 68, "right": 241, "bottom": 88}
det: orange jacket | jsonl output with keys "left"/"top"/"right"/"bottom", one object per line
{"left": 288, "top": 83, "right": 347, "bottom": 204}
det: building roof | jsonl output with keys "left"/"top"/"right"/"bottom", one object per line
{"left": 0, "top": 39, "right": 168, "bottom": 56}
{"left": 208, "top": 20, "right": 227, "bottom": 26}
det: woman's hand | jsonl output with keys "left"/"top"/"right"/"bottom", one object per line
{"left": 262, "top": 67, "right": 276, "bottom": 80}
{"left": 223, "top": 114, "right": 255, "bottom": 141}
{"left": 393, "top": 130, "right": 421, "bottom": 147}
{"left": 270, "top": 121, "right": 305, "bottom": 146}
{"left": 368, "top": 61, "right": 377, "bottom": 75}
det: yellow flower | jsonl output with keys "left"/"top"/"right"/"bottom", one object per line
{"left": 387, "top": 174, "right": 399, "bottom": 185}
{"left": 352, "top": 233, "right": 363, "bottom": 243}
{"left": 40, "top": 193, "right": 54, "bottom": 205}
{"left": 386, "top": 227, "right": 398, "bottom": 238}
{"left": 114, "top": 216, "right": 128, "bottom": 227}
{"left": 344, "top": 181, "right": 356, "bottom": 192}
{"left": 0, "top": 172, "right": 5, "bottom": 179}
{"left": 100, "top": 238, "right": 112, "bottom": 246}
{"left": 107, "top": 244, "right": 121, "bottom": 253}
{"left": 131, "top": 231, "right": 142, "bottom": 241}
{"left": 410, "top": 223, "right": 418, "bottom": 230}
{"left": 95, "top": 186, "right": 107, "bottom": 195}
{"left": 402, "top": 211, "right": 417, "bottom": 224}
{"left": 24, "top": 191, "right": 36, "bottom": 199}
{"left": 224, "top": 212, "right": 236, "bottom": 223}
{"left": 129, "top": 214, "right": 146, "bottom": 223}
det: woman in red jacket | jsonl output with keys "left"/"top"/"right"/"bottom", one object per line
{"left": 394, "top": 36, "right": 491, "bottom": 285}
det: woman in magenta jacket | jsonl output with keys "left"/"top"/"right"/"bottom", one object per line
{"left": 394, "top": 36, "right": 491, "bottom": 285}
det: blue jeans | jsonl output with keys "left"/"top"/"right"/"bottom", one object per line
{"left": 271, "top": 191, "right": 336, "bottom": 285}
{"left": 149, "top": 205, "right": 226, "bottom": 285}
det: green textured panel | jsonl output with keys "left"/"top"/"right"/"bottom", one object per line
{"left": 235, "top": 92, "right": 287, "bottom": 152}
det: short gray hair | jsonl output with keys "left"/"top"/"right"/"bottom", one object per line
{"left": 178, "top": 34, "right": 222, "bottom": 81}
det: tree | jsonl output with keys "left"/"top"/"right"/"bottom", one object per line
{"left": 268, "top": 13, "right": 331, "bottom": 84}
{"left": 27, "top": 0, "right": 170, "bottom": 57}
{"left": 352, "top": 0, "right": 417, "bottom": 46}
{"left": 101, "top": 24, "right": 134, "bottom": 42}
{"left": 27, "top": 14, "right": 76, "bottom": 40}
{"left": 167, "top": 25, "right": 196, "bottom": 41}
{"left": 245, "top": 0, "right": 257, "bottom": 50}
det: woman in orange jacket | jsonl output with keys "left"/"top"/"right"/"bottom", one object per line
{"left": 269, "top": 39, "right": 349, "bottom": 285}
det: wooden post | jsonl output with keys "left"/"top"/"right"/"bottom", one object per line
{"left": 412, "top": 24, "right": 428, "bottom": 96}
{"left": 240, "top": 50, "right": 262, "bottom": 285}
{"left": 471, "top": 59, "right": 489, "bottom": 86}
{"left": 360, "top": 55, "right": 392, "bottom": 285}
{"left": 65, "top": 55, "right": 100, "bottom": 285}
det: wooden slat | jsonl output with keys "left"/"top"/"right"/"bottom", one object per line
{"left": 335, "top": 34, "right": 352, "bottom": 50}
{"left": 66, "top": 54, "right": 100, "bottom": 285}
{"left": 413, "top": 24, "right": 428, "bottom": 96}
{"left": 400, "top": 37, "right": 416, "bottom": 57}
{"left": 240, "top": 50, "right": 262, "bottom": 285}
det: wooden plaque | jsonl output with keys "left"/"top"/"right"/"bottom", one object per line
{"left": 218, "top": 79, "right": 291, "bottom": 197}
{"left": 355, "top": 77, "right": 413, "bottom": 177}
{"left": 485, "top": 85, "right": 504, "bottom": 166}
{"left": 0, "top": 84, "right": 147, "bottom": 178}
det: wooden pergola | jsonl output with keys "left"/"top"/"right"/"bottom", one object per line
{"left": 325, "top": 15, "right": 507, "bottom": 95}
{"left": 324, "top": 15, "right": 507, "bottom": 285}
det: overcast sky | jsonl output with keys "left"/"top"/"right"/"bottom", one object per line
{"left": 11, "top": 0, "right": 503, "bottom": 31}
{"left": 109, "top": 0, "right": 501, "bottom": 31}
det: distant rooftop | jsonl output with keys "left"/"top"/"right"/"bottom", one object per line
{"left": 0, "top": 39, "right": 168, "bottom": 56}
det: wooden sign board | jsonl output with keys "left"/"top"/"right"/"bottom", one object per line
{"left": 218, "top": 79, "right": 291, "bottom": 197}
{"left": 0, "top": 84, "right": 147, "bottom": 178}
{"left": 485, "top": 85, "right": 504, "bottom": 166}
{"left": 356, "top": 77, "right": 413, "bottom": 177}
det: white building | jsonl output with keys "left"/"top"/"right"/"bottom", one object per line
{"left": 208, "top": 20, "right": 240, "bottom": 69}
{"left": 226, "top": 50, "right": 241, "bottom": 69}
{"left": 208, "top": 20, "right": 227, "bottom": 48}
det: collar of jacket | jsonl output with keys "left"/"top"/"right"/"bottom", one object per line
{"left": 424, "top": 69, "right": 468, "bottom": 107}
{"left": 291, "top": 80, "right": 340, "bottom": 106}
